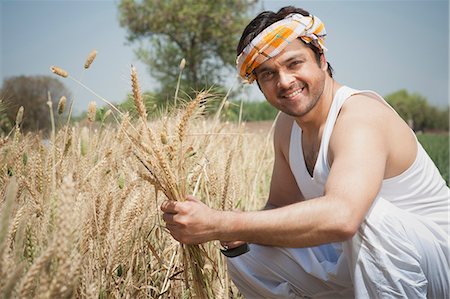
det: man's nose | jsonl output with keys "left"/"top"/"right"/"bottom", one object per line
{"left": 277, "top": 70, "right": 295, "bottom": 89}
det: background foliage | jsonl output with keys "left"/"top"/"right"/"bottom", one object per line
{"left": 0, "top": 75, "right": 71, "bottom": 134}
{"left": 385, "top": 89, "right": 449, "bottom": 132}
{"left": 118, "top": 0, "right": 256, "bottom": 100}
{"left": 417, "top": 134, "right": 449, "bottom": 185}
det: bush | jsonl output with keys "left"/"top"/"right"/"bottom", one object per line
{"left": 385, "top": 89, "right": 448, "bottom": 132}
{"left": 223, "top": 100, "right": 278, "bottom": 122}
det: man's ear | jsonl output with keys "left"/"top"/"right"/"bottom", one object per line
{"left": 320, "top": 53, "right": 328, "bottom": 71}
{"left": 256, "top": 80, "right": 262, "bottom": 91}
{"left": 255, "top": 80, "right": 268, "bottom": 97}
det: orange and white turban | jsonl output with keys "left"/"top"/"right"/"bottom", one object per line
{"left": 236, "top": 13, "right": 327, "bottom": 83}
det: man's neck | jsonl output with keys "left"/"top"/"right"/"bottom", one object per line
{"left": 295, "top": 79, "right": 340, "bottom": 134}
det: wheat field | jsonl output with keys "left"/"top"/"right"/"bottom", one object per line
{"left": 0, "top": 80, "right": 275, "bottom": 298}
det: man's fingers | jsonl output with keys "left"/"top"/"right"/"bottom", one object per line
{"left": 185, "top": 195, "right": 200, "bottom": 202}
{"left": 160, "top": 200, "right": 179, "bottom": 213}
{"left": 162, "top": 212, "right": 175, "bottom": 224}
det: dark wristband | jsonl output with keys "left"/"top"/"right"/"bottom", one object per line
{"left": 220, "top": 243, "right": 250, "bottom": 258}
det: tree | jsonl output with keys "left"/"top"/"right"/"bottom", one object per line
{"left": 0, "top": 75, "right": 71, "bottom": 133}
{"left": 0, "top": 99, "right": 11, "bottom": 136}
{"left": 118, "top": 0, "right": 256, "bottom": 100}
{"left": 424, "top": 106, "right": 449, "bottom": 131}
{"left": 385, "top": 89, "right": 449, "bottom": 132}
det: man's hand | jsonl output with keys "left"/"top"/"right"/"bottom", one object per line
{"left": 161, "top": 195, "right": 221, "bottom": 245}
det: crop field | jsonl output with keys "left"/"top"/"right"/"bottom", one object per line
{"left": 0, "top": 90, "right": 274, "bottom": 298}
{"left": 0, "top": 65, "right": 448, "bottom": 298}
{"left": 417, "top": 133, "right": 449, "bottom": 185}
{"left": 2, "top": 112, "right": 448, "bottom": 299}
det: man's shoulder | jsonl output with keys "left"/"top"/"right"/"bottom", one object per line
{"left": 273, "top": 113, "right": 295, "bottom": 155}
{"left": 330, "top": 93, "right": 387, "bottom": 145}
{"left": 274, "top": 112, "right": 295, "bottom": 138}
{"left": 335, "top": 93, "right": 400, "bottom": 135}
{"left": 331, "top": 90, "right": 417, "bottom": 181}
{"left": 330, "top": 91, "right": 411, "bottom": 157}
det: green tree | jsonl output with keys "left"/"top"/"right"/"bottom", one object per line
{"left": 0, "top": 75, "right": 71, "bottom": 133}
{"left": 425, "top": 106, "right": 449, "bottom": 131}
{"left": 118, "top": 0, "right": 256, "bottom": 100}
{"left": 385, "top": 89, "right": 448, "bottom": 132}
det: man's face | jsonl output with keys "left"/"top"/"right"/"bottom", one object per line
{"left": 254, "top": 39, "right": 327, "bottom": 117}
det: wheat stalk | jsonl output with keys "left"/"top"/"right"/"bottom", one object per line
{"left": 174, "top": 58, "right": 186, "bottom": 107}
{"left": 0, "top": 50, "right": 279, "bottom": 298}
{"left": 126, "top": 67, "right": 220, "bottom": 297}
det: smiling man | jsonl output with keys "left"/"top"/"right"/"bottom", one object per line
{"left": 161, "top": 6, "right": 450, "bottom": 298}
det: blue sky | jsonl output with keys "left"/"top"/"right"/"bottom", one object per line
{"left": 1, "top": 0, "right": 449, "bottom": 115}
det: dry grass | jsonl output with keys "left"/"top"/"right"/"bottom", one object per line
{"left": 0, "top": 73, "right": 274, "bottom": 297}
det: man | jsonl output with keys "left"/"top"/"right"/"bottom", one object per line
{"left": 161, "top": 6, "right": 449, "bottom": 298}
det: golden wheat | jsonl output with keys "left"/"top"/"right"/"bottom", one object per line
{"left": 84, "top": 49, "right": 97, "bottom": 69}
{"left": 87, "top": 101, "right": 96, "bottom": 122}
{"left": 50, "top": 66, "right": 68, "bottom": 78}
{"left": 131, "top": 65, "right": 147, "bottom": 119}
{"left": 15, "top": 106, "right": 24, "bottom": 127}
{"left": 1, "top": 62, "right": 275, "bottom": 298}
{"left": 57, "top": 96, "right": 67, "bottom": 115}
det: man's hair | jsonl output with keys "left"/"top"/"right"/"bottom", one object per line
{"left": 237, "top": 6, "right": 334, "bottom": 78}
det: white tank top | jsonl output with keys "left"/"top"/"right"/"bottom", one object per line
{"left": 289, "top": 86, "right": 450, "bottom": 234}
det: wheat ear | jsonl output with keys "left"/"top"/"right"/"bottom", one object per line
{"left": 84, "top": 49, "right": 97, "bottom": 69}
{"left": 177, "top": 91, "right": 208, "bottom": 143}
{"left": 57, "top": 96, "right": 66, "bottom": 115}
{"left": 50, "top": 66, "right": 68, "bottom": 78}
{"left": 131, "top": 65, "right": 147, "bottom": 120}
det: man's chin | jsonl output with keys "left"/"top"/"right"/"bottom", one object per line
{"left": 280, "top": 107, "right": 310, "bottom": 118}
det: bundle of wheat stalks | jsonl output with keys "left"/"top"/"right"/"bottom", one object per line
{"left": 0, "top": 54, "right": 274, "bottom": 298}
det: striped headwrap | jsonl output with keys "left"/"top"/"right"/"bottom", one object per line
{"left": 236, "top": 13, "right": 327, "bottom": 83}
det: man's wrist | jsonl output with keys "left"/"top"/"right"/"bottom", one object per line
{"left": 216, "top": 210, "right": 240, "bottom": 241}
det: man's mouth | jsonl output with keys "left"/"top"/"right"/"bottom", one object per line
{"left": 282, "top": 87, "right": 305, "bottom": 99}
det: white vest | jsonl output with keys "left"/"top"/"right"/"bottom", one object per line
{"left": 289, "top": 86, "right": 450, "bottom": 235}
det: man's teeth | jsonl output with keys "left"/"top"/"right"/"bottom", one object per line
{"left": 284, "top": 88, "right": 304, "bottom": 98}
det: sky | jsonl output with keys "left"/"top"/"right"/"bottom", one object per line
{"left": 1, "top": 0, "right": 449, "bottom": 115}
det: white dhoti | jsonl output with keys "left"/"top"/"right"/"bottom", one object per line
{"left": 227, "top": 197, "right": 450, "bottom": 299}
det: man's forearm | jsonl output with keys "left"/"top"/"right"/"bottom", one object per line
{"left": 217, "top": 196, "right": 356, "bottom": 248}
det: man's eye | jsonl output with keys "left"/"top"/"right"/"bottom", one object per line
{"left": 289, "top": 60, "right": 303, "bottom": 68}
{"left": 260, "top": 71, "right": 274, "bottom": 80}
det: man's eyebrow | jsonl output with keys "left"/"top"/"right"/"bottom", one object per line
{"left": 254, "top": 65, "right": 274, "bottom": 74}
{"left": 255, "top": 52, "right": 308, "bottom": 74}
{"left": 281, "top": 53, "right": 306, "bottom": 64}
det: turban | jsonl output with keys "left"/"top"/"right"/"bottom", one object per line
{"left": 236, "top": 13, "right": 327, "bottom": 83}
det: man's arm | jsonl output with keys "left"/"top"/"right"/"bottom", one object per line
{"left": 266, "top": 113, "right": 305, "bottom": 209}
{"left": 161, "top": 113, "right": 305, "bottom": 244}
{"left": 161, "top": 99, "right": 390, "bottom": 247}
{"left": 217, "top": 97, "right": 389, "bottom": 247}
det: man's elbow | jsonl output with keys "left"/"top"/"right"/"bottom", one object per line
{"left": 322, "top": 195, "right": 366, "bottom": 241}
{"left": 336, "top": 221, "right": 359, "bottom": 241}
{"left": 332, "top": 208, "right": 361, "bottom": 241}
